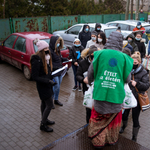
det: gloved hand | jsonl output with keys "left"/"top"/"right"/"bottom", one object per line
{"left": 49, "top": 80, "right": 57, "bottom": 86}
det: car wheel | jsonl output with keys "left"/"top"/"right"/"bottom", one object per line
{"left": 23, "top": 65, "right": 31, "bottom": 80}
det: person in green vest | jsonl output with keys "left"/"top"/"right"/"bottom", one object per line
{"left": 87, "top": 31, "right": 133, "bottom": 149}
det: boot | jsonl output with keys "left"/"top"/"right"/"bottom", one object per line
{"left": 46, "top": 119, "right": 55, "bottom": 125}
{"left": 119, "top": 121, "right": 128, "bottom": 134}
{"left": 54, "top": 100, "right": 63, "bottom": 106}
{"left": 40, "top": 123, "right": 53, "bottom": 132}
{"left": 132, "top": 126, "right": 140, "bottom": 142}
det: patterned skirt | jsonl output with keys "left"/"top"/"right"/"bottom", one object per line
{"left": 88, "top": 108, "right": 122, "bottom": 148}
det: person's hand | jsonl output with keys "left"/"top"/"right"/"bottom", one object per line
{"left": 74, "top": 62, "right": 78, "bottom": 66}
{"left": 49, "top": 80, "right": 57, "bottom": 86}
{"left": 131, "top": 80, "right": 137, "bottom": 87}
{"left": 83, "top": 77, "right": 88, "bottom": 84}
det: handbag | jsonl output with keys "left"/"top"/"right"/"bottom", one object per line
{"left": 123, "top": 84, "right": 137, "bottom": 109}
{"left": 133, "top": 75, "right": 150, "bottom": 112}
{"left": 83, "top": 84, "right": 94, "bottom": 109}
{"left": 142, "top": 58, "right": 150, "bottom": 70}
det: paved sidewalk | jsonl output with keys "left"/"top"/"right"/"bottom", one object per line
{"left": 0, "top": 62, "right": 150, "bottom": 150}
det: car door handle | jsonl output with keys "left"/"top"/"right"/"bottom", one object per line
{"left": 21, "top": 55, "right": 24, "bottom": 58}
{"left": 66, "top": 52, "right": 69, "bottom": 54}
{"left": 8, "top": 50, "right": 10, "bottom": 53}
{"left": 75, "top": 37, "right": 77, "bottom": 38}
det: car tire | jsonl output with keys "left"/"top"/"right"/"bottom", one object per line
{"left": 23, "top": 65, "right": 31, "bottom": 80}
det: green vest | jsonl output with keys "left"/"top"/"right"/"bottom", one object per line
{"left": 93, "top": 49, "right": 133, "bottom": 104}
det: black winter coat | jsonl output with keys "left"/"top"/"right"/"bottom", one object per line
{"left": 49, "top": 36, "right": 68, "bottom": 71}
{"left": 76, "top": 58, "right": 91, "bottom": 94}
{"left": 31, "top": 55, "right": 53, "bottom": 101}
{"left": 69, "top": 45, "right": 84, "bottom": 64}
{"left": 95, "top": 23, "right": 103, "bottom": 33}
{"left": 135, "top": 40, "right": 146, "bottom": 58}
{"left": 79, "top": 25, "right": 91, "bottom": 48}
{"left": 129, "top": 65, "right": 149, "bottom": 101}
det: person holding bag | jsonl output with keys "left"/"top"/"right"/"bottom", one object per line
{"left": 120, "top": 52, "right": 150, "bottom": 142}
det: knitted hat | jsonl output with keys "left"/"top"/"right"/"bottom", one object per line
{"left": 131, "top": 52, "right": 141, "bottom": 62}
{"left": 34, "top": 39, "right": 49, "bottom": 51}
{"left": 88, "top": 45, "right": 98, "bottom": 55}
{"left": 91, "top": 31, "right": 97, "bottom": 36}
{"left": 73, "top": 38, "right": 80, "bottom": 43}
{"left": 122, "top": 48, "right": 131, "bottom": 56}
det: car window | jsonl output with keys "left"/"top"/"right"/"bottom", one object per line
{"left": 67, "top": 26, "right": 82, "bottom": 35}
{"left": 4, "top": 35, "right": 17, "bottom": 48}
{"left": 90, "top": 27, "right": 95, "bottom": 32}
{"left": 118, "top": 24, "right": 129, "bottom": 30}
{"left": 14, "top": 36, "right": 26, "bottom": 53}
{"left": 34, "top": 39, "right": 50, "bottom": 52}
{"left": 144, "top": 25, "right": 150, "bottom": 32}
{"left": 129, "top": 25, "right": 135, "bottom": 31}
{"left": 108, "top": 23, "right": 118, "bottom": 27}
{"left": 104, "top": 28, "right": 117, "bottom": 38}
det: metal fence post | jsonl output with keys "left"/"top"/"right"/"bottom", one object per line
{"left": 48, "top": 15, "right": 51, "bottom": 33}
{"left": 9, "top": 17, "right": 13, "bottom": 33}
{"left": 78, "top": 14, "right": 80, "bottom": 23}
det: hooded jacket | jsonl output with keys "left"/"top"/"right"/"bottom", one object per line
{"left": 79, "top": 25, "right": 91, "bottom": 48}
{"left": 49, "top": 36, "right": 68, "bottom": 71}
{"left": 126, "top": 33, "right": 139, "bottom": 54}
{"left": 123, "top": 41, "right": 133, "bottom": 52}
{"left": 95, "top": 23, "right": 103, "bottom": 33}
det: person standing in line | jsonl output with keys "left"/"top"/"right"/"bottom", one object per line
{"left": 87, "top": 31, "right": 133, "bottom": 148}
{"left": 76, "top": 45, "right": 98, "bottom": 123}
{"left": 133, "top": 22, "right": 145, "bottom": 32}
{"left": 95, "top": 32, "right": 106, "bottom": 49}
{"left": 120, "top": 52, "right": 149, "bottom": 142}
{"left": 69, "top": 38, "right": 84, "bottom": 91}
{"left": 79, "top": 24, "right": 91, "bottom": 48}
{"left": 31, "top": 39, "right": 56, "bottom": 132}
{"left": 86, "top": 31, "right": 97, "bottom": 48}
{"left": 95, "top": 23, "right": 103, "bottom": 33}
{"left": 49, "top": 35, "right": 68, "bottom": 107}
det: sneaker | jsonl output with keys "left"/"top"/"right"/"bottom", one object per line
{"left": 78, "top": 86, "right": 82, "bottom": 92}
{"left": 72, "top": 85, "right": 78, "bottom": 91}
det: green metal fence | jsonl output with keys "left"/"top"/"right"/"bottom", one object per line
{"left": 0, "top": 13, "right": 148, "bottom": 41}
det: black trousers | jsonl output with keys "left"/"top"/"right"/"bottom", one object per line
{"left": 86, "top": 108, "right": 91, "bottom": 124}
{"left": 41, "top": 96, "right": 53, "bottom": 124}
{"left": 122, "top": 101, "right": 141, "bottom": 127}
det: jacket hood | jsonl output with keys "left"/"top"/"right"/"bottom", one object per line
{"left": 104, "top": 31, "right": 123, "bottom": 51}
{"left": 126, "top": 33, "right": 135, "bottom": 40}
{"left": 49, "top": 36, "right": 64, "bottom": 52}
{"left": 95, "top": 23, "right": 101, "bottom": 32}
{"left": 82, "top": 24, "right": 90, "bottom": 32}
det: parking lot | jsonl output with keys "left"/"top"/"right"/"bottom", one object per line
{"left": 1, "top": 61, "right": 150, "bottom": 150}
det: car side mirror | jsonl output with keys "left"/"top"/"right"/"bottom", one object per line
{"left": 0, "top": 42, "right": 3, "bottom": 46}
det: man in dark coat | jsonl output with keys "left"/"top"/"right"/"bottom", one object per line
{"left": 95, "top": 23, "right": 103, "bottom": 33}
{"left": 79, "top": 24, "right": 91, "bottom": 48}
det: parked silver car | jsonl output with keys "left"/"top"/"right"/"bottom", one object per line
{"left": 53, "top": 23, "right": 117, "bottom": 48}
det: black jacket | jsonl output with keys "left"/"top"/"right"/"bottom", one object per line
{"left": 69, "top": 45, "right": 84, "bottom": 64}
{"left": 129, "top": 65, "right": 149, "bottom": 101}
{"left": 49, "top": 36, "right": 68, "bottom": 71}
{"left": 135, "top": 39, "right": 146, "bottom": 58}
{"left": 31, "top": 55, "right": 53, "bottom": 101}
{"left": 79, "top": 25, "right": 91, "bottom": 48}
{"left": 76, "top": 57, "right": 91, "bottom": 94}
{"left": 95, "top": 23, "right": 103, "bottom": 33}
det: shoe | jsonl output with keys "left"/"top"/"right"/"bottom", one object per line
{"left": 46, "top": 120, "right": 55, "bottom": 125}
{"left": 78, "top": 86, "right": 82, "bottom": 92}
{"left": 132, "top": 126, "right": 140, "bottom": 142}
{"left": 54, "top": 100, "right": 63, "bottom": 106}
{"left": 72, "top": 85, "right": 78, "bottom": 91}
{"left": 119, "top": 121, "right": 128, "bottom": 134}
{"left": 52, "top": 105, "right": 55, "bottom": 109}
{"left": 40, "top": 123, "right": 53, "bottom": 132}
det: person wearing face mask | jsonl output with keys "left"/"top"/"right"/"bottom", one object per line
{"left": 79, "top": 24, "right": 91, "bottom": 48}
{"left": 95, "top": 23, "right": 103, "bottom": 33}
{"left": 86, "top": 31, "right": 97, "bottom": 48}
{"left": 134, "top": 32, "right": 146, "bottom": 59}
{"left": 69, "top": 38, "right": 84, "bottom": 91}
{"left": 95, "top": 32, "right": 106, "bottom": 49}
{"left": 126, "top": 33, "right": 139, "bottom": 54}
{"left": 31, "top": 39, "right": 56, "bottom": 132}
{"left": 133, "top": 22, "right": 145, "bottom": 32}
{"left": 76, "top": 45, "right": 98, "bottom": 123}
{"left": 49, "top": 35, "right": 68, "bottom": 107}
{"left": 120, "top": 52, "right": 149, "bottom": 142}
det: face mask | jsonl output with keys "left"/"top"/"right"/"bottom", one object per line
{"left": 137, "top": 26, "right": 141, "bottom": 29}
{"left": 98, "top": 38, "right": 102, "bottom": 42}
{"left": 133, "top": 64, "right": 138, "bottom": 69}
{"left": 97, "top": 28, "right": 101, "bottom": 31}
{"left": 45, "top": 54, "right": 50, "bottom": 64}
{"left": 45, "top": 50, "right": 49, "bottom": 55}
{"left": 91, "top": 37, "right": 96, "bottom": 41}
{"left": 85, "top": 28, "right": 89, "bottom": 32}
{"left": 75, "top": 44, "right": 81, "bottom": 47}
{"left": 57, "top": 43, "right": 60, "bottom": 47}
{"left": 128, "top": 39, "right": 132, "bottom": 43}
{"left": 135, "top": 37, "right": 141, "bottom": 41}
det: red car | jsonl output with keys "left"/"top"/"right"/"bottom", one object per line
{"left": 0, "top": 31, "right": 71, "bottom": 80}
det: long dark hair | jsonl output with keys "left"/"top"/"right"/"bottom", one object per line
{"left": 96, "top": 32, "right": 106, "bottom": 45}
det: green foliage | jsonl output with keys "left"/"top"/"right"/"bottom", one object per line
{"left": 0, "top": 0, "right": 125, "bottom": 18}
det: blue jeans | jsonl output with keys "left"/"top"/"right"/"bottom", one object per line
{"left": 53, "top": 76, "right": 62, "bottom": 100}
{"left": 72, "top": 64, "right": 80, "bottom": 86}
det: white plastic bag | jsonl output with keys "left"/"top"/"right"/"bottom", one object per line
{"left": 83, "top": 85, "right": 94, "bottom": 109}
{"left": 123, "top": 84, "right": 137, "bottom": 109}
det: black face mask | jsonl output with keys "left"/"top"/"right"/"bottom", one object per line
{"left": 90, "top": 55, "right": 94, "bottom": 60}
{"left": 133, "top": 64, "right": 138, "bottom": 69}
{"left": 45, "top": 50, "right": 49, "bottom": 55}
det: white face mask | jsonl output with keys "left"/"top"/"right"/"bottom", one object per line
{"left": 98, "top": 38, "right": 102, "bottom": 43}
{"left": 45, "top": 54, "right": 50, "bottom": 64}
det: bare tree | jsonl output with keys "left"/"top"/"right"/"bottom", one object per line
{"left": 3, "top": 0, "right": 5, "bottom": 18}
{"left": 131, "top": 0, "right": 133, "bottom": 19}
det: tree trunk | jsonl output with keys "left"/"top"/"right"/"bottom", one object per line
{"left": 135, "top": 0, "right": 139, "bottom": 20}
{"left": 3, "top": 0, "right": 5, "bottom": 19}
{"left": 125, "top": 0, "right": 130, "bottom": 20}
{"left": 131, "top": 0, "right": 133, "bottom": 19}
